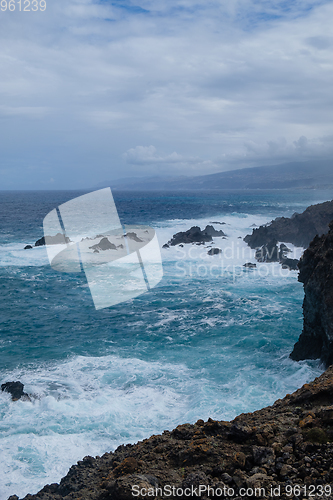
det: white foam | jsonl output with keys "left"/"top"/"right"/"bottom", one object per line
{"left": 0, "top": 243, "right": 49, "bottom": 267}
{"left": 0, "top": 355, "right": 205, "bottom": 498}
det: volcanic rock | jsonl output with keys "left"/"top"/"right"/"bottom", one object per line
{"left": 166, "top": 225, "right": 225, "bottom": 246}
{"left": 1, "top": 381, "right": 30, "bottom": 401}
{"left": 126, "top": 232, "right": 143, "bottom": 242}
{"left": 290, "top": 220, "right": 333, "bottom": 367}
{"left": 89, "top": 237, "right": 117, "bottom": 251}
{"left": 207, "top": 248, "right": 222, "bottom": 256}
{"left": 244, "top": 200, "right": 333, "bottom": 249}
{"left": 35, "top": 233, "right": 71, "bottom": 247}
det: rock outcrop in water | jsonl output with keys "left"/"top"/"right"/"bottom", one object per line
{"left": 253, "top": 240, "right": 299, "bottom": 270}
{"left": 290, "top": 221, "right": 333, "bottom": 367}
{"left": 34, "top": 234, "right": 71, "bottom": 247}
{"left": 11, "top": 367, "right": 333, "bottom": 500}
{"left": 207, "top": 248, "right": 222, "bottom": 256}
{"left": 1, "top": 381, "right": 30, "bottom": 401}
{"left": 244, "top": 200, "right": 333, "bottom": 249}
{"left": 165, "top": 225, "right": 226, "bottom": 247}
{"left": 89, "top": 237, "right": 117, "bottom": 251}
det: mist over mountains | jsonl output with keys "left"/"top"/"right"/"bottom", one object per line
{"left": 96, "top": 159, "right": 333, "bottom": 191}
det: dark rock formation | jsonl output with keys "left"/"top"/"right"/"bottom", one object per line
{"left": 252, "top": 240, "right": 298, "bottom": 271}
{"left": 207, "top": 248, "right": 222, "bottom": 256}
{"left": 166, "top": 225, "right": 226, "bottom": 247}
{"left": 243, "top": 263, "right": 256, "bottom": 268}
{"left": 89, "top": 237, "right": 117, "bottom": 251}
{"left": 290, "top": 221, "right": 333, "bottom": 367}
{"left": 125, "top": 232, "right": 143, "bottom": 243}
{"left": 35, "top": 234, "right": 71, "bottom": 247}
{"left": 280, "top": 258, "right": 299, "bottom": 271}
{"left": 1, "top": 381, "right": 30, "bottom": 401}
{"left": 24, "top": 245, "right": 33, "bottom": 250}
{"left": 255, "top": 241, "right": 294, "bottom": 263}
{"left": 14, "top": 366, "right": 333, "bottom": 500}
{"left": 244, "top": 200, "right": 333, "bottom": 249}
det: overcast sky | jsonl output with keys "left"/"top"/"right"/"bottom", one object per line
{"left": 1, "top": 0, "right": 333, "bottom": 189}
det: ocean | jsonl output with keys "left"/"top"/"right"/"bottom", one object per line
{"left": 0, "top": 188, "right": 332, "bottom": 499}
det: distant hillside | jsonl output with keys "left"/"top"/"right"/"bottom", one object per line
{"left": 96, "top": 159, "right": 333, "bottom": 190}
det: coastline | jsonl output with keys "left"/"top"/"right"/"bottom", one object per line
{"left": 5, "top": 198, "right": 333, "bottom": 500}
{"left": 10, "top": 365, "right": 333, "bottom": 500}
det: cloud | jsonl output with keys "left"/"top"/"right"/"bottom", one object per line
{"left": 123, "top": 146, "right": 183, "bottom": 164}
{"left": 0, "top": 0, "right": 332, "bottom": 188}
{"left": 0, "top": 106, "right": 49, "bottom": 118}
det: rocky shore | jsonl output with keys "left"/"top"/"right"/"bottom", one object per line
{"left": 9, "top": 367, "right": 333, "bottom": 500}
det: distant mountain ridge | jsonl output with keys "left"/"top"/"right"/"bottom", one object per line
{"left": 95, "top": 159, "right": 333, "bottom": 191}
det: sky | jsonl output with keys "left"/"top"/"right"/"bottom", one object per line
{"left": 0, "top": 0, "right": 333, "bottom": 189}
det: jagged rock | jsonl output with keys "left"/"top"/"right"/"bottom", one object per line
{"left": 89, "top": 237, "right": 117, "bottom": 251}
{"left": 1, "top": 381, "right": 30, "bottom": 401}
{"left": 244, "top": 200, "right": 333, "bottom": 249}
{"left": 243, "top": 263, "right": 256, "bottom": 268}
{"left": 126, "top": 232, "right": 143, "bottom": 242}
{"left": 290, "top": 221, "right": 333, "bottom": 367}
{"left": 254, "top": 241, "right": 299, "bottom": 270}
{"left": 207, "top": 248, "right": 222, "bottom": 256}
{"left": 162, "top": 243, "right": 169, "bottom": 248}
{"left": 24, "top": 245, "right": 33, "bottom": 249}
{"left": 204, "top": 225, "right": 226, "bottom": 237}
{"left": 35, "top": 233, "right": 71, "bottom": 247}
{"left": 166, "top": 225, "right": 226, "bottom": 247}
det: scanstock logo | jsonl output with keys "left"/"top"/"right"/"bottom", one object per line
{"left": 43, "top": 188, "right": 163, "bottom": 310}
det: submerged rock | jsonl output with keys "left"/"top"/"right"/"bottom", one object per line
{"left": 243, "top": 262, "right": 256, "bottom": 268}
{"left": 290, "top": 220, "right": 333, "bottom": 367}
{"left": 24, "top": 245, "right": 33, "bottom": 250}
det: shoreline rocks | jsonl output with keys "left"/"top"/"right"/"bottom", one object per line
{"left": 12, "top": 367, "right": 333, "bottom": 500}
{"left": 244, "top": 200, "right": 333, "bottom": 249}
{"left": 290, "top": 221, "right": 333, "bottom": 367}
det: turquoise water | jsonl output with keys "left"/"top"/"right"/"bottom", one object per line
{"left": 0, "top": 189, "right": 332, "bottom": 499}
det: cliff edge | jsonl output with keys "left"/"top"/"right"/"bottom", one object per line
{"left": 290, "top": 221, "right": 333, "bottom": 367}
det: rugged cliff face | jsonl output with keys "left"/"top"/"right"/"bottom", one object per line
{"left": 244, "top": 200, "right": 333, "bottom": 249}
{"left": 290, "top": 221, "right": 333, "bottom": 367}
